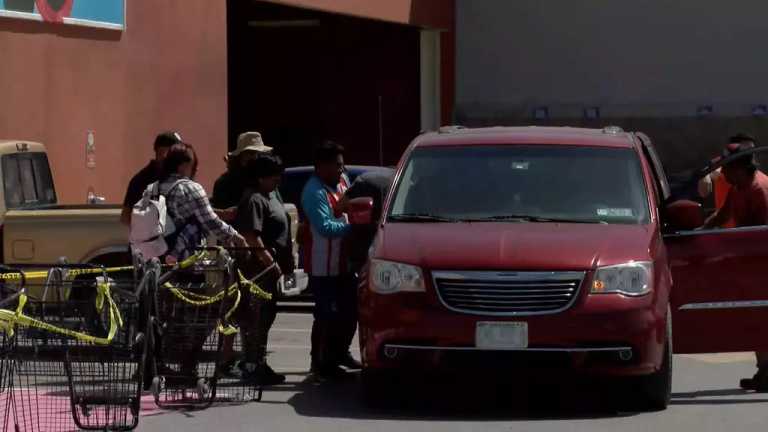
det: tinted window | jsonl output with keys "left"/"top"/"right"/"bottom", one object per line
{"left": 389, "top": 145, "right": 650, "bottom": 225}
{"left": 3, "top": 153, "right": 57, "bottom": 209}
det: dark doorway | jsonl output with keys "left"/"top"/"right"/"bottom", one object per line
{"left": 227, "top": 0, "right": 421, "bottom": 167}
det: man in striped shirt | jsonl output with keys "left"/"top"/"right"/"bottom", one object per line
{"left": 301, "top": 141, "right": 358, "bottom": 378}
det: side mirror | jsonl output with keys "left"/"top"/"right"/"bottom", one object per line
{"left": 348, "top": 197, "right": 374, "bottom": 225}
{"left": 665, "top": 200, "right": 704, "bottom": 231}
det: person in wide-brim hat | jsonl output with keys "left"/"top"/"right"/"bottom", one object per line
{"left": 229, "top": 131, "right": 273, "bottom": 158}
{"left": 212, "top": 132, "right": 283, "bottom": 221}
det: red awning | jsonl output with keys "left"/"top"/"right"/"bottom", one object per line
{"left": 262, "top": 0, "right": 453, "bottom": 30}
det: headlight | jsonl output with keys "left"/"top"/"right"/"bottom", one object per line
{"left": 370, "top": 259, "right": 426, "bottom": 294}
{"left": 591, "top": 262, "right": 652, "bottom": 296}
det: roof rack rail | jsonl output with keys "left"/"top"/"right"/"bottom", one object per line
{"left": 602, "top": 125, "right": 624, "bottom": 134}
{"left": 438, "top": 125, "right": 467, "bottom": 134}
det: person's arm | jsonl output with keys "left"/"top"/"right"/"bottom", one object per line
{"left": 242, "top": 231, "right": 281, "bottom": 276}
{"left": 121, "top": 176, "right": 142, "bottom": 226}
{"left": 301, "top": 185, "right": 350, "bottom": 238}
{"left": 703, "top": 191, "right": 734, "bottom": 228}
{"left": 187, "top": 183, "right": 246, "bottom": 246}
{"left": 698, "top": 173, "right": 713, "bottom": 199}
{"left": 214, "top": 207, "right": 238, "bottom": 222}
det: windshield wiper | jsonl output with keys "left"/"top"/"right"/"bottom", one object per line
{"left": 467, "top": 215, "right": 608, "bottom": 224}
{"left": 388, "top": 213, "right": 460, "bottom": 223}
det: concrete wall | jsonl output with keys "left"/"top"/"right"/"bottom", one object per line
{"left": 455, "top": 0, "right": 768, "bottom": 171}
{"left": 0, "top": 0, "right": 227, "bottom": 204}
{"left": 457, "top": 0, "right": 768, "bottom": 118}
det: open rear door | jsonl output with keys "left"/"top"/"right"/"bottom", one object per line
{"left": 666, "top": 145, "right": 768, "bottom": 354}
{"left": 667, "top": 227, "right": 768, "bottom": 353}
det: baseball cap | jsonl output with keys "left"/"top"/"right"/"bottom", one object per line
{"left": 154, "top": 131, "right": 182, "bottom": 149}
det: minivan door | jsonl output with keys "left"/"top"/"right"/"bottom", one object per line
{"left": 665, "top": 146, "right": 768, "bottom": 353}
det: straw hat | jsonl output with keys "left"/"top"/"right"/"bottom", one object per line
{"left": 230, "top": 131, "right": 273, "bottom": 157}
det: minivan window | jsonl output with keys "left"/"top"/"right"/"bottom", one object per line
{"left": 2, "top": 153, "right": 57, "bottom": 209}
{"left": 389, "top": 145, "right": 650, "bottom": 225}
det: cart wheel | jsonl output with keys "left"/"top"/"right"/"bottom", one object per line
{"left": 196, "top": 378, "right": 210, "bottom": 399}
{"left": 79, "top": 399, "right": 91, "bottom": 418}
{"left": 151, "top": 377, "right": 163, "bottom": 398}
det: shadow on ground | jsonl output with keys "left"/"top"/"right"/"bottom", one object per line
{"left": 280, "top": 372, "right": 645, "bottom": 421}
{"left": 671, "top": 388, "right": 768, "bottom": 405}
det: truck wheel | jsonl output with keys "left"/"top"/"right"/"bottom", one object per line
{"left": 360, "top": 369, "right": 397, "bottom": 407}
{"left": 634, "top": 309, "right": 673, "bottom": 411}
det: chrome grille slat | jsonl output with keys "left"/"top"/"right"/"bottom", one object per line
{"left": 433, "top": 271, "right": 585, "bottom": 316}
{"left": 445, "top": 292, "right": 573, "bottom": 300}
{"left": 452, "top": 298, "right": 566, "bottom": 305}
{"left": 442, "top": 288, "right": 575, "bottom": 295}
{"left": 440, "top": 282, "right": 577, "bottom": 288}
{"left": 452, "top": 304, "right": 553, "bottom": 311}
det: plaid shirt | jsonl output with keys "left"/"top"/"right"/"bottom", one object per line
{"left": 152, "top": 175, "right": 239, "bottom": 259}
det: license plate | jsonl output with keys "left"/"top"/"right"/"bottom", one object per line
{"left": 475, "top": 322, "right": 528, "bottom": 349}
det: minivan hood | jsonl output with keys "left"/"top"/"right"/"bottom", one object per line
{"left": 377, "top": 222, "right": 655, "bottom": 271}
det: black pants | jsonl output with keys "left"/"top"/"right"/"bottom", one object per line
{"left": 237, "top": 271, "right": 279, "bottom": 364}
{"left": 310, "top": 274, "right": 358, "bottom": 368}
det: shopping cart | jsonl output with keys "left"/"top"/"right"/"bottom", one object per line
{"left": 146, "top": 248, "right": 263, "bottom": 409}
{"left": 1, "top": 287, "right": 22, "bottom": 432}
{"left": 2, "top": 263, "right": 146, "bottom": 432}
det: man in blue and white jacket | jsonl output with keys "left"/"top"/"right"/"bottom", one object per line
{"left": 301, "top": 141, "right": 360, "bottom": 378}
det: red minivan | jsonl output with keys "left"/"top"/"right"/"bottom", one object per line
{"left": 356, "top": 126, "right": 768, "bottom": 410}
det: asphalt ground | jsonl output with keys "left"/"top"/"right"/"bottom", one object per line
{"left": 137, "top": 311, "right": 768, "bottom": 432}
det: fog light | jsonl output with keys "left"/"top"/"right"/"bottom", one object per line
{"left": 384, "top": 346, "right": 399, "bottom": 359}
{"left": 619, "top": 349, "right": 633, "bottom": 361}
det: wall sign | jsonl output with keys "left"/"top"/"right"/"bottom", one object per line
{"left": 0, "top": 0, "right": 125, "bottom": 30}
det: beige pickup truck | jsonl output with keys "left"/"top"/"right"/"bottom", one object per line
{"left": 0, "top": 140, "right": 300, "bottom": 276}
{"left": 0, "top": 140, "right": 129, "bottom": 267}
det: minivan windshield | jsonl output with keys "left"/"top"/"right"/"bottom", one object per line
{"left": 388, "top": 145, "right": 650, "bottom": 225}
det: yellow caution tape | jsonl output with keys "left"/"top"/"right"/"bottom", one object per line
{"left": 0, "top": 249, "right": 205, "bottom": 282}
{"left": 0, "top": 282, "right": 123, "bottom": 345}
{"left": 160, "top": 267, "right": 273, "bottom": 335}
{"left": 0, "top": 292, "right": 26, "bottom": 338}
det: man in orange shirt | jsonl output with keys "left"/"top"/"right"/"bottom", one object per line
{"left": 699, "top": 134, "right": 757, "bottom": 228}
{"left": 701, "top": 139, "right": 768, "bottom": 391}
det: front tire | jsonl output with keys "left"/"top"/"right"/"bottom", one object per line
{"left": 634, "top": 309, "right": 673, "bottom": 411}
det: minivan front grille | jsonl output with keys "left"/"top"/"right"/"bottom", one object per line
{"left": 433, "top": 271, "right": 585, "bottom": 316}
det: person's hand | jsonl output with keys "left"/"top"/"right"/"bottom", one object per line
{"left": 165, "top": 255, "right": 178, "bottom": 265}
{"left": 336, "top": 196, "right": 350, "bottom": 213}
{"left": 232, "top": 233, "right": 248, "bottom": 248}
{"left": 271, "top": 262, "right": 283, "bottom": 277}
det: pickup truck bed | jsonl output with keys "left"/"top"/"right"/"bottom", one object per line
{"left": 3, "top": 205, "right": 128, "bottom": 265}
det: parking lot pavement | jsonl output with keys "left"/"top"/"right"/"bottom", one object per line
{"left": 139, "top": 312, "right": 768, "bottom": 432}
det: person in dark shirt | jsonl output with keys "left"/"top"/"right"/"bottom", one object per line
{"left": 121, "top": 131, "right": 182, "bottom": 225}
{"left": 331, "top": 169, "right": 394, "bottom": 372}
{"left": 340, "top": 169, "right": 395, "bottom": 273}
{"left": 212, "top": 132, "right": 282, "bottom": 221}
{"left": 232, "top": 154, "right": 293, "bottom": 385}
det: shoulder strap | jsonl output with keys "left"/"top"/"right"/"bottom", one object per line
{"left": 149, "top": 182, "right": 161, "bottom": 200}
{"left": 162, "top": 179, "right": 190, "bottom": 199}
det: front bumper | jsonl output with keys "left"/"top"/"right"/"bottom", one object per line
{"left": 359, "top": 282, "right": 666, "bottom": 376}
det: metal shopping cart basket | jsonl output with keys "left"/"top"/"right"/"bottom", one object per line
{"left": 146, "top": 248, "right": 264, "bottom": 409}
{"left": 1, "top": 263, "right": 147, "bottom": 432}
{"left": 1, "top": 287, "right": 22, "bottom": 432}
